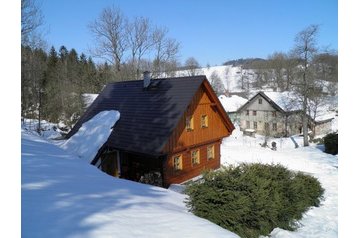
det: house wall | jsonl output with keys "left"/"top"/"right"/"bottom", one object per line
{"left": 163, "top": 85, "right": 231, "bottom": 154}
{"left": 163, "top": 140, "right": 221, "bottom": 186}
{"left": 315, "top": 120, "right": 333, "bottom": 136}
{"left": 162, "top": 84, "right": 232, "bottom": 186}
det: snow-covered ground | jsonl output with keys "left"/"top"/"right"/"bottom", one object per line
{"left": 21, "top": 130, "right": 239, "bottom": 238}
{"left": 221, "top": 129, "right": 338, "bottom": 238}
{"left": 22, "top": 116, "right": 337, "bottom": 238}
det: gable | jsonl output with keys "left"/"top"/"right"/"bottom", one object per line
{"left": 163, "top": 81, "right": 234, "bottom": 153}
{"left": 238, "top": 92, "right": 286, "bottom": 114}
{"left": 244, "top": 95, "right": 277, "bottom": 112}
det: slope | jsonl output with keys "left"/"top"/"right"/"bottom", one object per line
{"left": 21, "top": 130, "right": 239, "bottom": 238}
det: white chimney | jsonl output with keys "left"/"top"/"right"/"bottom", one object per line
{"left": 143, "top": 71, "right": 151, "bottom": 88}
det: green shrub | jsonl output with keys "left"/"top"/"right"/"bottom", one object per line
{"left": 323, "top": 133, "right": 338, "bottom": 155}
{"left": 185, "top": 163, "right": 324, "bottom": 238}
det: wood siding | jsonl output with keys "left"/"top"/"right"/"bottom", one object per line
{"left": 163, "top": 85, "right": 231, "bottom": 154}
{"left": 163, "top": 141, "right": 221, "bottom": 186}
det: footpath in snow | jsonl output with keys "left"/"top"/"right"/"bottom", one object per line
{"left": 221, "top": 130, "right": 338, "bottom": 238}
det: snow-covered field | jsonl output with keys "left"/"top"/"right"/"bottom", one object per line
{"left": 21, "top": 121, "right": 337, "bottom": 237}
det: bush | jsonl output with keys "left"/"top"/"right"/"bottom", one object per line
{"left": 323, "top": 133, "right": 338, "bottom": 155}
{"left": 185, "top": 163, "right": 324, "bottom": 238}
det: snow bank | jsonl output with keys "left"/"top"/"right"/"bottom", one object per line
{"left": 22, "top": 130, "right": 239, "bottom": 238}
{"left": 60, "top": 110, "right": 120, "bottom": 163}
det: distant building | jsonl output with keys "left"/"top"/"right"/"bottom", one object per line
{"left": 238, "top": 91, "right": 334, "bottom": 137}
{"left": 218, "top": 94, "right": 248, "bottom": 126}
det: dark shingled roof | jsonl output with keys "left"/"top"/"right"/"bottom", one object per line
{"left": 67, "top": 76, "right": 207, "bottom": 157}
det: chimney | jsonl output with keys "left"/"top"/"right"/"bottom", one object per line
{"left": 143, "top": 71, "right": 151, "bottom": 88}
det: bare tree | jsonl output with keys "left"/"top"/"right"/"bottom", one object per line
{"left": 21, "top": 0, "right": 45, "bottom": 47}
{"left": 126, "top": 16, "right": 154, "bottom": 79}
{"left": 268, "top": 52, "right": 286, "bottom": 91}
{"left": 184, "top": 57, "right": 200, "bottom": 76}
{"left": 152, "top": 27, "right": 180, "bottom": 77}
{"left": 209, "top": 71, "right": 224, "bottom": 94}
{"left": 88, "top": 6, "right": 127, "bottom": 72}
{"left": 291, "top": 24, "right": 319, "bottom": 146}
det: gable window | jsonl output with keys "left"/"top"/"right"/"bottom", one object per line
{"left": 246, "top": 121, "right": 250, "bottom": 128}
{"left": 254, "top": 122, "right": 257, "bottom": 129}
{"left": 253, "top": 110, "right": 257, "bottom": 116}
{"left": 246, "top": 110, "right": 249, "bottom": 115}
{"left": 173, "top": 154, "right": 182, "bottom": 171}
{"left": 272, "top": 111, "right": 277, "bottom": 117}
{"left": 258, "top": 98, "right": 262, "bottom": 104}
{"left": 207, "top": 145, "right": 214, "bottom": 160}
{"left": 201, "top": 115, "right": 208, "bottom": 128}
{"left": 186, "top": 116, "right": 194, "bottom": 131}
{"left": 272, "top": 123, "right": 277, "bottom": 131}
{"left": 191, "top": 150, "right": 200, "bottom": 165}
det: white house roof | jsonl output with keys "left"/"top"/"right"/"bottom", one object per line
{"left": 218, "top": 95, "right": 248, "bottom": 112}
{"left": 263, "top": 91, "right": 301, "bottom": 112}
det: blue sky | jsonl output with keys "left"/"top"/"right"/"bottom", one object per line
{"left": 41, "top": 0, "right": 337, "bottom": 66}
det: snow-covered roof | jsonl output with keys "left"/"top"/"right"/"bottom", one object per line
{"left": 263, "top": 91, "right": 301, "bottom": 112}
{"left": 60, "top": 110, "right": 120, "bottom": 163}
{"left": 218, "top": 95, "right": 248, "bottom": 112}
{"left": 82, "top": 93, "right": 99, "bottom": 108}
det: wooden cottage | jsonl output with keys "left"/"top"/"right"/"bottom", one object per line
{"left": 67, "top": 74, "right": 235, "bottom": 187}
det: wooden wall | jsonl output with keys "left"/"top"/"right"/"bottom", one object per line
{"left": 163, "top": 140, "right": 221, "bottom": 186}
{"left": 163, "top": 85, "right": 231, "bottom": 154}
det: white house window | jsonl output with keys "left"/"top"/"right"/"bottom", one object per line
{"left": 253, "top": 110, "right": 257, "bottom": 116}
{"left": 273, "top": 123, "right": 277, "bottom": 131}
{"left": 173, "top": 155, "right": 182, "bottom": 171}
{"left": 246, "top": 110, "right": 249, "bottom": 116}
{"left": 254, "top": 122, "right": 257, "bottom": 129}
{"left": 201, "top": 115, "right": 208, "bottom": 128}
{"left": 191, "top": 150, "right": 200, "bottom": 165}
{"left": 186, "top": 116, "right": 194, "bottom": 131}
{"left": 258, "top": 98, "right": 262, "bottom": 104}
{"left": 207, "top": 145, "right": 214, "bottom": 160}
{"left": 272, "top": 111, "right": 277, "bottom": 117}
{"left": 246, "top": 121, "right": 250, "bottom": 128}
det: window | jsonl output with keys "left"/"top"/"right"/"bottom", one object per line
{"left": 191, "top": 150, "right": 200, "bottom": 165}
{"left": 272, "top": 123, "right": 277, "bottom": 131}
{"left": 186, "top": 116, "right": 194, "bottom": 131}
{"left": 258, "top": 98, "right": 262, "bottom": 104}
{"left": 254, "top": 122, "right": 257, "bottom": 129}
{"left": 253, "top": 110, "right": 257, "bottom": 116}
{"left": 246, "top": 121, "right": 250, "bottom": 128}
{"left": 173, "top": 155, "right": 182, "bottom": 171}
{"left": 272, "top": 111, "right": 277, "bottom": 117}
{"left": 264, "top": 122, "right": 269, "bottom": 130}
{"left": 246, "top": 110, "right": 249, "bottom": 115}
{"left": 207, "top": 145, "right": 214, "bottom": 160}
{"left": 201, "top": 115, "right": 208, "bottom": 128}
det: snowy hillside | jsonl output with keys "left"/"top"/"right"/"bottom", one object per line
{"left": 21, "top": 130, "right": 239, "bottom": 238}
{"left": 176, "top": 65, "right": 256, "bottom": 93}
